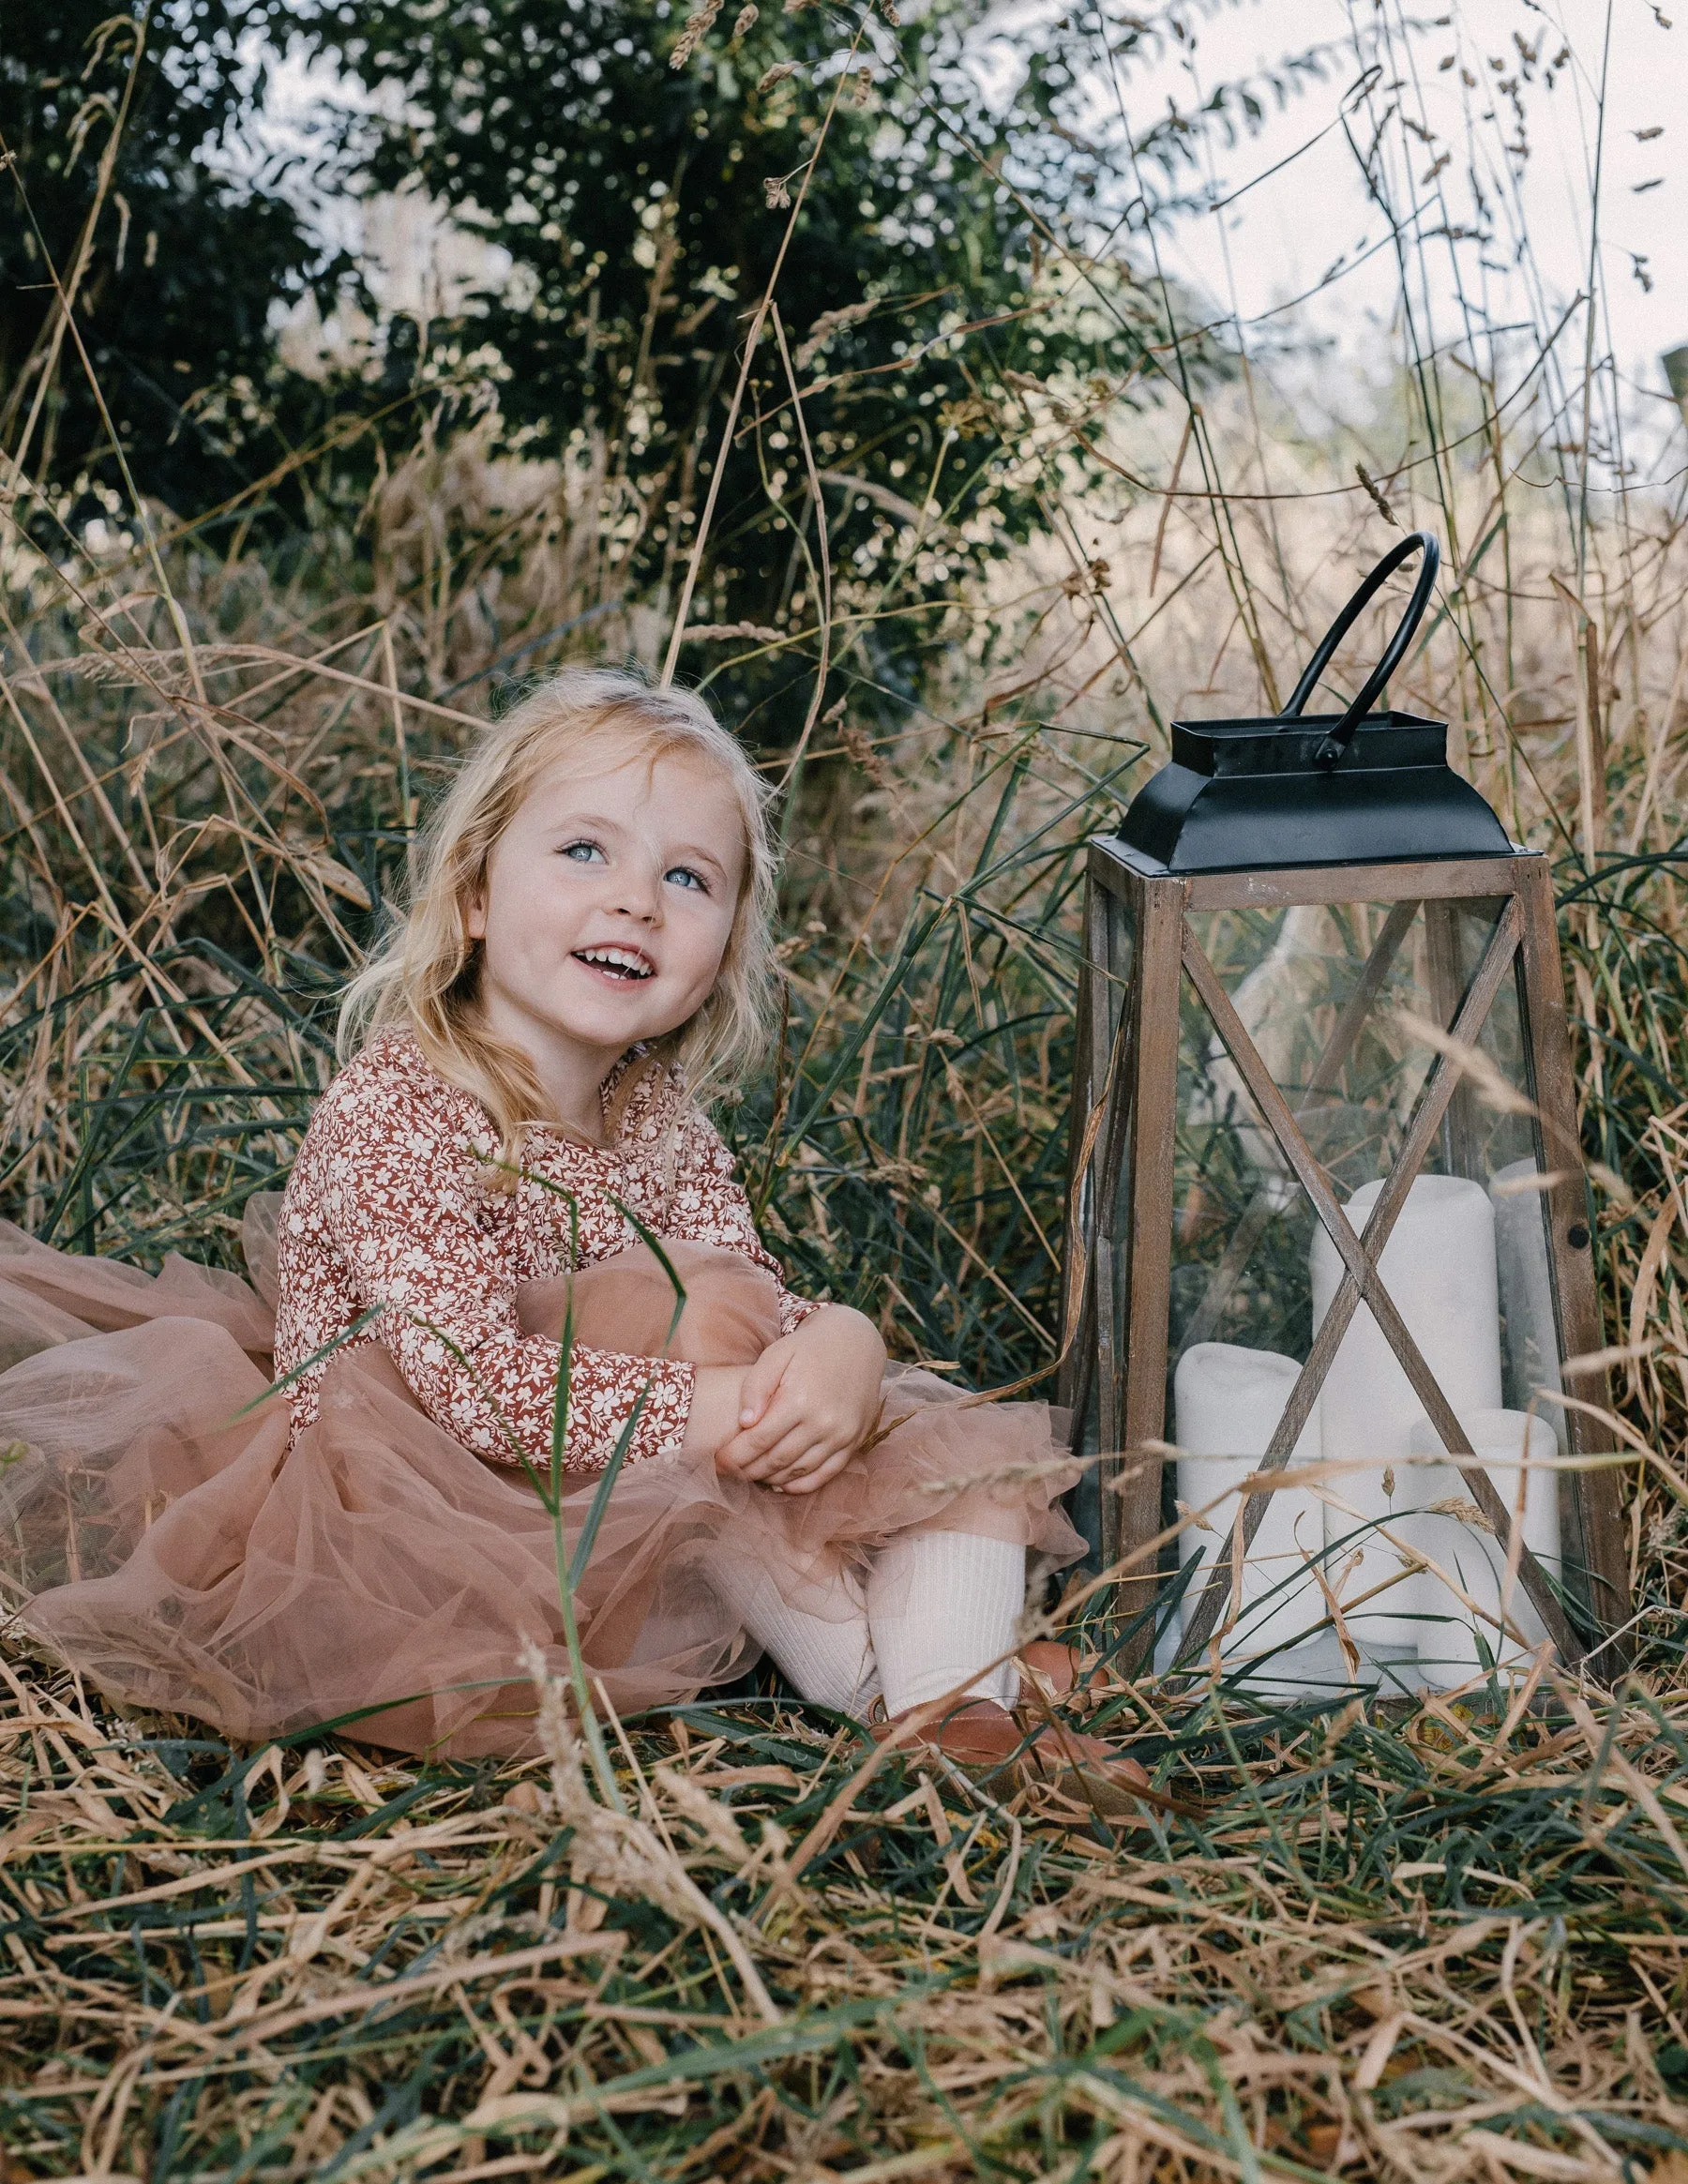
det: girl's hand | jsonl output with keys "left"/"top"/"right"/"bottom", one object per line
{"left": 715, "top": 1306, "right": 887, "bottom": 1495}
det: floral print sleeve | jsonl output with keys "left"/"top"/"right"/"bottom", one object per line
{"left": 308, "top": 1082, "right": 694, "bottom": 1473}
{"left": 663, "top": 1106, "right": 824, "bottom": 1338}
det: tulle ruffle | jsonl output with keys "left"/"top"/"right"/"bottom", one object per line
{"left": 0, "top": 1214, "right": 1083, "bottom": 1756}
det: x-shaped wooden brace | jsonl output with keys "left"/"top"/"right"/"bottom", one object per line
{"left": 1172, "top": 891, "right": 1583, "bottom": 1670}
{"left": 1172, "top": 898, "right": 1420, "bottom": 1363}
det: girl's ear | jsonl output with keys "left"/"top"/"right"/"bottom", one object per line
{"left": 464, "top": 890, "right": 488, "bottom": 941}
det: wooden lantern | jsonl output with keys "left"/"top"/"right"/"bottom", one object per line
{"left": 1059, "top": 535, "right": 1629, "bottom": 1686}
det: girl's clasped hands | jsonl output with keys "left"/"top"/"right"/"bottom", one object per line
{"left": 685, "top": 1304, "right": 888, "bottom": 1494}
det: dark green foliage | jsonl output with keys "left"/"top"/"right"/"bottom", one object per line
{"left": 2, "top": 0, "right": 1228, "bottom": 720}
{"left": 0, "top": 0, "right": 324, "bottom": 524}
{"left": 256, "top": 0, "right": 1200, "bottom": 718}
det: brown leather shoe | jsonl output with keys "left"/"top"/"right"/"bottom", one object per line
{"left": 870, "top": 1699, "right": 1151, "bottom": 1812}
{"left": 1017, "top": 1640, "right": 1085, "bottom": 1697}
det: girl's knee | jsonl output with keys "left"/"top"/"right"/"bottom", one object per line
{"left": 520, "top": 1242, "right": 780, "bottom": 1364}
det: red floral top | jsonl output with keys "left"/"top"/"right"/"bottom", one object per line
{"left": 273, "top": 1032, "right": 817, "bottom": 1472}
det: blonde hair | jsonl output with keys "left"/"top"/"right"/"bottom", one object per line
{"left": 339, "top": 667, "right": 780, "bottom": 1167}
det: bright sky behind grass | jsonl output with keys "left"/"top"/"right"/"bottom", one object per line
{"left": 1052, "top": 0, "right": 1682, "bottom": 420}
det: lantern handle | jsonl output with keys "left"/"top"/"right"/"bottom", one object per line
{"left": 1280, "top": 530, "right": 1440, "bottom": 768}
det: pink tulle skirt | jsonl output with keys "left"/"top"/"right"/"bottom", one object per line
{"left": 0, "top": 1202, "right": 1083, "bottom": 1757}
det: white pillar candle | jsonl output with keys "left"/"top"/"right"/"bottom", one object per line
{"left": 1173, "top": 1342, "right": 1326, "bottom": 1659}
{"left": 1405, "top": 1408, "right": 1560, "bottom": 1687}
{"left": 1310, "top": 1175, "right": 1502, "bottom": 1650}
{"left": 1490, "top": 1157, "right": 1567, "bottom": 1451}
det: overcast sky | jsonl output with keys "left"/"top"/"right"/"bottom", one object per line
{"left": 1062, "top": 0, "right": 1682, "bottom": 418}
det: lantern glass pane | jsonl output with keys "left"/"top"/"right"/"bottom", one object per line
{"left": 1168, "top": 890, "right": 1563, "bottom": 1691}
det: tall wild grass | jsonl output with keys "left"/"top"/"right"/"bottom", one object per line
{"left": 3, "top": 1, "right": 1688, "bottom": 2175}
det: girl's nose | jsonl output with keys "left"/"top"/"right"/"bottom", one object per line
{"left": 613, "top": 866, "right": 662, "bottom": 922}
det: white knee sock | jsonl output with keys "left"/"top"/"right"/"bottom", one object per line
{"left": 867, "top": 1530, "right": 1026, "bottom": 1715}
{"left": 709, "top": 1557, "right": 882, "bottom": 1719}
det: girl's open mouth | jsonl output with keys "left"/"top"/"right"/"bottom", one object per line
{"left": 572, "top": 946, "right": 655, "bottom": 982}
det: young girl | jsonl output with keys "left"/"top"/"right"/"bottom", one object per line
{"left": 0, "top": 670, "right": 1132, "bottom": 1779}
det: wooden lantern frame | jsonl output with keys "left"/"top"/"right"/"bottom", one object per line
{"left": 1059, "top": 838, "right": 1630, "bottom": 1677}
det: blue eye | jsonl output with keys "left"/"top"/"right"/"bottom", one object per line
{"left": 561, "top": 840, "right": 606, "bottom": 865}
{"left": 665, "top": 865, "right": 709, "bottom": 893}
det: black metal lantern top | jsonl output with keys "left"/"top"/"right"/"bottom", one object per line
{"left": 1117, "top": 533, "right": 1514, "bottom": 875}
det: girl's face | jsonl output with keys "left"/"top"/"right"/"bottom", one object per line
{"left": 465, "top": 746, "right": 746, "bottom": 1076}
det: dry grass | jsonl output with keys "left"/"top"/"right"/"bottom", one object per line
{"left": 7, "top": 1640, "right": 1688, "bottom": 2180}
{"left": 6, "top": 0, "right": 1688, "bottom": 2174}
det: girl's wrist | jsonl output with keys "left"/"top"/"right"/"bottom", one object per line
{"left": 682, "top": 1364, "right": 748, "bottom": 1458}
